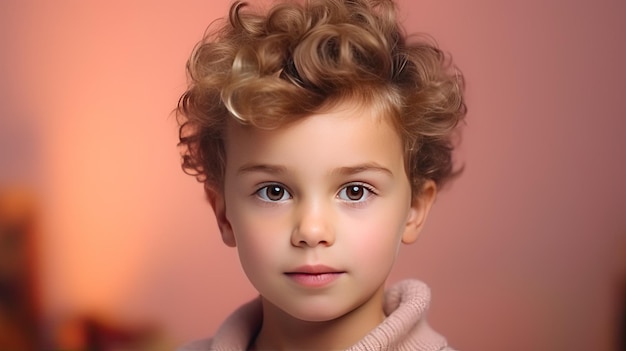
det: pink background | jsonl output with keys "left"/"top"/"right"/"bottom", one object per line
{"left": 1, "top": 0, "right": 625, "bottom": 350}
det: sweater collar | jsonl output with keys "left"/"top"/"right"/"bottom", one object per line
{"left": 210, "top": 279, "right": 446, "bottom": 350}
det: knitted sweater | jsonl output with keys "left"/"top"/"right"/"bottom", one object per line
{"left": 179, "top": 279, "right": 454, "bottom": 351}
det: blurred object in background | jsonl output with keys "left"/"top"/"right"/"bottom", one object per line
{"left": 0, "top": 187, "right": 42, "bottom": 350}
{"left": 0, "top": 186, "right": 173, "bottom": 350}
{"left": 54, "top": 314, "right": 171, "bottom": 351}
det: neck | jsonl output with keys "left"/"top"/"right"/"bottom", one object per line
{"left": 252, "top": 286, "right": 386, "bottom": 351}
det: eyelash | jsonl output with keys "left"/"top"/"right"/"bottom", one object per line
{"left": 253, "top": 182, "right": 377, "bottom": 204}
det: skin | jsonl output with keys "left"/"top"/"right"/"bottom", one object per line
{"left": 211, "top": 101, "right": 437, "bottom": 350}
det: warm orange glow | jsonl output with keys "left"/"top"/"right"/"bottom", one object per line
{"left": 0, "top": 0, "right": 624, "bottom": 349}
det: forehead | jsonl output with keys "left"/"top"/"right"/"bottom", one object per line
{"left": 223, "top": 101, "right": 406, "bottom": 175}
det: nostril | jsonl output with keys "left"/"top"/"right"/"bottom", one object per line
{"left": 291, "top": 215, "right": 335, "bottom": 247}
{"left": 297, "top": 238, "right": 329, "bottom": 247}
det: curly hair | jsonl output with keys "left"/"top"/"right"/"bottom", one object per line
{"left": 177, "top": 0, "right": 466, "bottom": 198}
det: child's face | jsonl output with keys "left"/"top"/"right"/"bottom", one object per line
{"left": 213, "top": 101, "right": 434, "bottom": 322}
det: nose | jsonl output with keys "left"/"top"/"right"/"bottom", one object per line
{"left": 291, "top": 200, "right": 335, "bottom": 248}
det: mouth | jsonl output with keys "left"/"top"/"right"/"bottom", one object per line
{"left": 284, "top": 265, "right": 345, "bottom": 287}
{"left": 287, "top": 264, "right": 343, "bottom": 274}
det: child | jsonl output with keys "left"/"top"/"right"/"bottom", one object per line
{"left": 176, "top": 0, "right": 466, "bottom": 349}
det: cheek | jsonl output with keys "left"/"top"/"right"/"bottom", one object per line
{"left": 342, "top": 215, "right": 405, "bottom": 264}
{"left": 236, "top": 233, "right": 280, "bottom": 287}
{"left": 231, "top": 212, "right": 287, "bottom": 266}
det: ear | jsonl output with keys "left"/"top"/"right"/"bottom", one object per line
{"left": 402, "top": 180, "right": 437, "bottom": 244}
{"left": 208, "top": 191, "right": 236, "bottom": 247}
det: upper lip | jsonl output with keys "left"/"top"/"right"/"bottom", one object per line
{"left": 286, "top": 265, "right": 343, "bottom": 274}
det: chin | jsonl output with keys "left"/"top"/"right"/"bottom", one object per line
{"left": 288, "top": 309, "right": 344, "bottom": 323}
{"left": 279, "top": 301, "right": 351, "bottom": 323}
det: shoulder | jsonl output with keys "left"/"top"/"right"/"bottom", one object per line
{"left": 176, "top": 297, "right": 263, "bottom": 351}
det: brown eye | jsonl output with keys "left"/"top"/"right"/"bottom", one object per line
{"left": 257, "top": 184, "right": 290, "bottom": 202}
{"left": 268, "top": 186, "right": 285, "bottom": 201}
{"left": 338, "top": 184, "right": 373, "bottom": 202}
{"left": 346, "top": 185, "right": 364, "bottom": 201}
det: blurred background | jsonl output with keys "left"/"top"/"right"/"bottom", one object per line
{"left": 1, "top": 0, "right": 625, "bottom": 350}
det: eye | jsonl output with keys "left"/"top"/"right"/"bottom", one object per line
{"left": 255, "top": 184, "right": 291, "bottom": 202}
{"left": 337, "top": 183, "right": 375, "bottom": 202}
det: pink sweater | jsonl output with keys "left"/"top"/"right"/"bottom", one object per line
{"left": 179, "top": 280, "right": 454, "bottom": 350}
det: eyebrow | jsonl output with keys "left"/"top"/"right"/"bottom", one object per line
{"left": 331, "top": 162, "right": 393, "bottom": 177}
{"left": 236, "top": 162, "right": 393, "bottom": 177}
{"left": 237, "top": 164, "right": 287, "bottom": 176}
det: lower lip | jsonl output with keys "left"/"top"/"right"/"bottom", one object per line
{"left": 285, "top": 272, "right": 343, "bottom": 288}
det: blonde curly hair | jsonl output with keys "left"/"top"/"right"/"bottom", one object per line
{"left": 177, "top": 0, "right": 466, "bottom": 197}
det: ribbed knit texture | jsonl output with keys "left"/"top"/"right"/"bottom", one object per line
{"left": 178, "top": 280, "right": 454, "bottom": 351}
